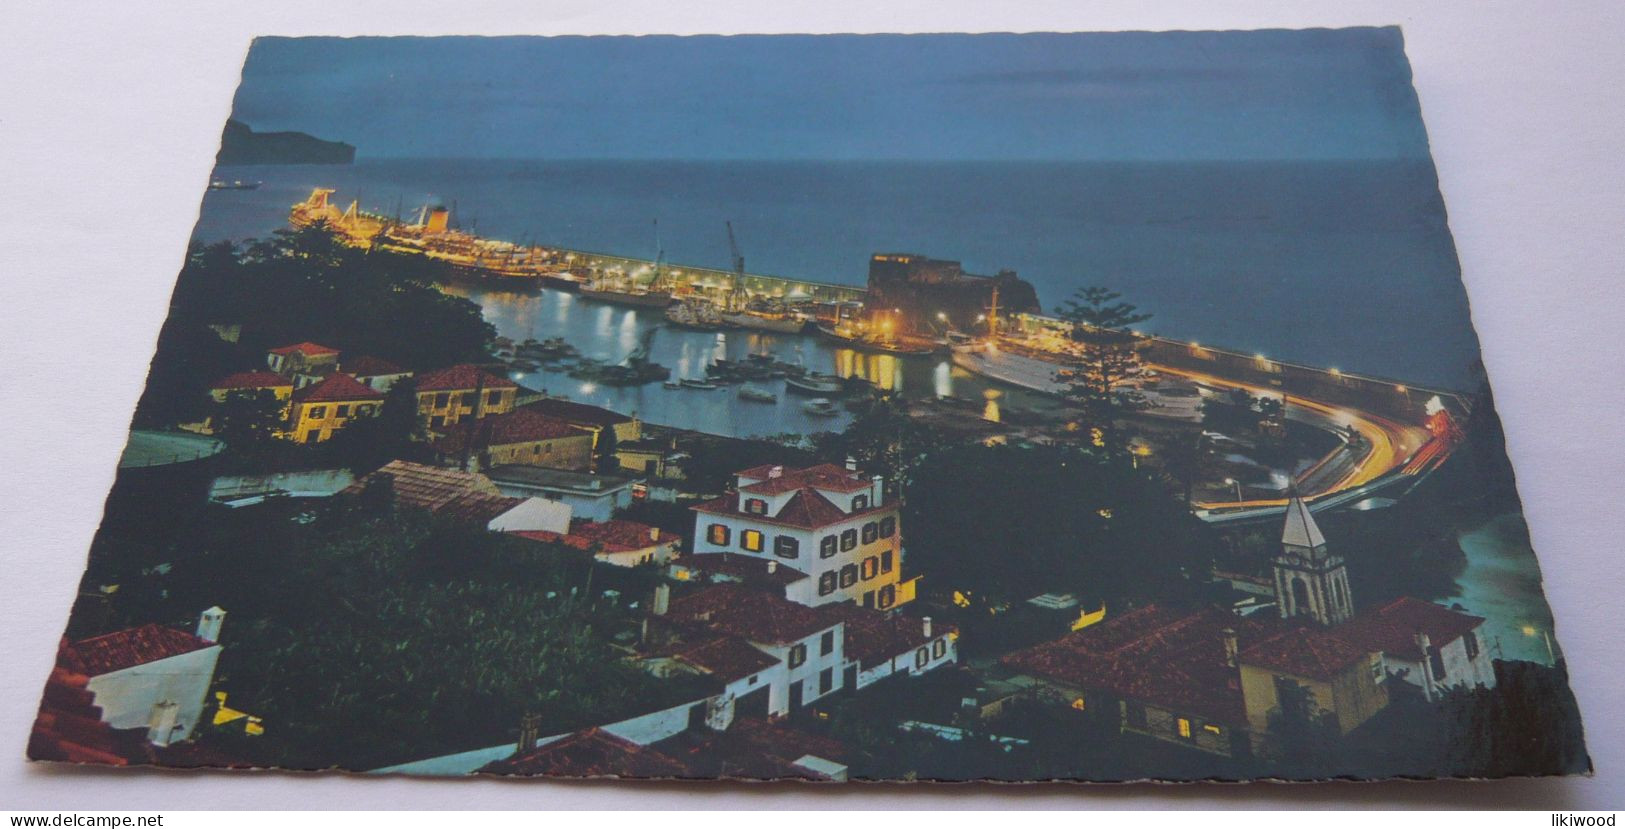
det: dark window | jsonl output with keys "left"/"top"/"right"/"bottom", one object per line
{"left": 932, "top": 638, "right": 946, "bottom": 659}
{"left": 878, "top": 584, "right": 895, "bottom": 609}
{"left": 788, "top": 644, "right": 807, "bottom": 669}
{"left": 1428, "top": 645, "right": 1447, "bottom": 680}
{"left": 879, "top": 516, "right": 896, "bottom": 538}
{"left": 860, "top": 556, "right": 878, "bottom": 580}
{"left": 818, "top": 572, "right": 837, "bottom": 595}
{"left": 774, "top": 536, "right": 800, "bottom": 559}
{"left": 707, "top": 524, "right": 730, "bottom": 546}
{"left": 840, "top": 564, "right": 858, "bottom": 588}
{"left": 309, "top": 405, "right": 327, "bottom": 419}
{"left": 819, "top": 535, "right": 837, "bottom": 558}
{"left": 818, "top": 668, "right": 833, "bottom": 695}
{"left": 879, "top": 550, "right": 894, "bottom": 574}
{"left": 335, "top": 405, "right": 349, "bottom": 418}
{"left": 852, "top": 494, "right": 870, "bottom": 510}
{"left": 486, "top": 390, "right": 503, "bottom": 407}
{"left": 862, "top": 522, "right": 878, "bottom": 544}
{"left": 840, "top": 529, "right": 857, "bottom": 551}
{"left": 915, "top": 647, "right": 929, "bottom": 669}
{"left": 1463, "top": 631, "right": 1480, "bottom": 660}
{"left": 820, "top": 631, "right": 835, "bottom": 656}
{"left": 1126, "top": 702, "right": 1148, "bottom": 729}
{"left": 434, "top": 393, "right": 450, "bottom": 408}
{"left": 745, "top": 498, "right": 768, "bottom": 515}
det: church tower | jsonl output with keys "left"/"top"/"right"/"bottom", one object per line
{"left": 1272, "top": 492, "right": 1354, "bottom": 625}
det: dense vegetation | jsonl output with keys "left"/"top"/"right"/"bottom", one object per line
{"left": 134, "top": 225, "right": 494, "bottom": 429}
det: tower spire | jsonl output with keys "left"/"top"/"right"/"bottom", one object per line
{"left": 1272, "top": 480, "right": 1353, "bottom": 625}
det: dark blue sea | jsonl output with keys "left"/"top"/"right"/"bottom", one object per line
{"left": 197, "top": 158, "right": 1479, "bottom": 390}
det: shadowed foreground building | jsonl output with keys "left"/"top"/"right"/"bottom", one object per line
{"left": 1004, "top": 495, "right": 1493, "bottom": 758}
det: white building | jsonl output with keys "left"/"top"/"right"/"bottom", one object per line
{"left": 67, "top": 608, "right": 225, "bottom": 747}
{"left": 647, "top": 584, "right": 847, "bottom": 720}
{"left": 487, "top": 465, "right": 639, "bottom": 522}
{"left": 690, "top": 464, "right": 914, "bottom": 609}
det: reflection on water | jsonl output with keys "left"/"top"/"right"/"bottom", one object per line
{"left": 1448, "top": 513, "right": 1561, "bottom": 665}
{"left": 452, "top": 284, "right": 1049, "bottom": 439}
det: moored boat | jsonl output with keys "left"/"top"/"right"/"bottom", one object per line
{"left": 738, "top": 386, "right": 777, "bottom": 403}
{"left": 802, "top": 398, "right": 840, "bottom": 417}
{"left": 785, "top": 373, "right": 843, "bottom": 396}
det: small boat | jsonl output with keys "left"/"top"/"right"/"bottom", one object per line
{"left": 665, "top": 300, "right": 731, "bottom": 330}
{"left": 785, "top": 373, "right": 843, "bottom": 396}
{"left": 680, "top": 378, "right": 721, "bottom": 390}
{"left": 803, "top": 398, "right": 840, "bottom": 417}
{"left": 739, "top": 386, "right": 777, "bottom": 404}
{"left": 662, "top": 381, "right": 683, "bottom": 390}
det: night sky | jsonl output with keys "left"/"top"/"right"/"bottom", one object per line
{"left": 231, "top": 29, "right": 1431, "bottom": 162}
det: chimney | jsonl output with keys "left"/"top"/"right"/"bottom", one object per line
{"left": 197, "top": 606, "right": 227, "bottom": 643}
{"left": 1222, "top": 628, "right": 1239, "bottom": 668}
{"left": 768, "top": 465, "right": 784, "bottom": 479}
{"left": 652, "top": 584, "right": 671, "bottom": 616}
{"left": 517, "top": 712, "right": 542, "bottom": 754}
{"left": 922, "top": 616, "right": 933, "bottom": 639}
{"left": 871, "top": 475, "right": 885, "bottom": 504}
{"left": 649, "top": 526, "right": 660, "bottom": 542}
{"left": 767, "top": 560, "right": 779, "bottom": 574}
{"left": 845, "top": 455, "right": 858, "bottom": 472}
{"left": 146, "top": 701, "right": 181, "bottom": 747}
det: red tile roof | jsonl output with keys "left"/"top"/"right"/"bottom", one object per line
{"left": 341, "top": 355, "right": 407, "bottom": 377}
{"left": 339, "top": 460, "right": 502, "bottom": 512}
{"left": 665, "top": 584, "right": 838, "bottom": 646}
{"left": 210, "top": 371, "right": 292, "bottom": 391}
{"left": 433, "top": 490, "right": 524, "bottom": 526}
{"left": 28, "top": 642, "right": 152, "bottom": 766}
{"left": 652, "top": 718, "right": 850, "bottom": 781}
{"left": 268, "top": 341, "right": 339, "bottom": 356}
{"left": 692, "top": 488, "right": 885, "bottom": 530}
{"left": 670, "top": 636, "right": 781, "bottom": 683}
{"left": 820, "top": 604, "right": 952, "bottom": 669}
{"left": 522, "top": 398, "right": 634, "bottom": 427}
{"left": 513, "top": 520, "right": 675, "bottom": 555}
{"left": 480, "top": 728, "right": 693, "bottom": 779}
{"left": 291, "top": 372, "right": 385, "bottom": 404}
{"left": 415, "top": 364, "right": 518, "bottom": 392}
{"left": 1003, "top": 605, "right": 1276, "bottom": 726}
{"left": 738, "top": 463, "right": 874, "bottom": 495}
{"left": 1332, "top": 597, "right": 1485, "bottom": 661}
{"left": 431, "top": 408, "right": 590, "bottom": 455}
{"left": 682, "top": 552, "right": 809, "bottom": 585}
{"left": 1238, "top": 626, "right": 1374, "bottom": 681}
{"left": 68, "top": 624, "right": 217, "bottom": 676}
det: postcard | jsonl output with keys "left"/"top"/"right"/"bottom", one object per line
{"left": 28, "top": 29, "right": 1589, "bottom": 782}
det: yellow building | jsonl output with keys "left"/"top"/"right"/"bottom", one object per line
{"left": 523, "top": 398, "right": 642, "bottom": 449}
{"left": 207, "top": 371, "right": 294, "bottom": 422}
{"left": 287, "top": 373, "right": 385, "bottom": 443}
{"left": 266, "top": 341, "right": 341, "bottom": 381}
{"left": 1238, "top": 628, "right": 1389, "bottom": 750}
{"left": 414, "top": 364, "right": 519, "bottom": 430}
{"left": 432, "top": 407, "right": 596, "bottom": 472}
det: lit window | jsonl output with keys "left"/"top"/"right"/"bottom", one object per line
{"left": 1203, "top": 724, "right": 1223, "bottom": 736}
{"left": 788, "top": 644, "right": 807, "bottom": 669}
{"left": 878, "top": 584, "right": 895, "bottom": 609}
{"left": 1177, "top": 718, "right": 1192, "bottom": 739}
{"left": 742, "top": 530, "right": 764, "bottom": 552}
{"left": 707, "top": 524, "right": 730, "bottom": 546}
{"left": 1070, "top": 697, "right": 1086, "bottom": 712}
{"left": 862, "top": 523, "right": 878, "bottom": 544}
{"left": 819, "top": 535, "right": 838, "bottom": 558}
{"left": 774, "top": 536, "right": 799, "bottom": 559}
{"left": 840, "top": 529, "right": 857, "bottom": 551}
{"left": 860, "top": 557, "right": 878, "bottom": 580}
{"left": 878, "top": 516, "right": 896, "bottom": 538}
{"left": 745, "top": 498, "right": 768, "bottom": 515}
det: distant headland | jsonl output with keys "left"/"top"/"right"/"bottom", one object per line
{"left": 216, "top": 120, "right": 355, "bottom": 165}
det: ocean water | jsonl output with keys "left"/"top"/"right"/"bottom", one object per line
{"left": 196, "top": 158, "right": 1480, "bottom": 389}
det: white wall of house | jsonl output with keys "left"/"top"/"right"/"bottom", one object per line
{"left": 488, "top": 497, "right": 572, "bottom": 534}
{"left": 600, "top": 698, "right": 702, "bottom": 746}
{"left": 745, "top": 622, "right": 845, "bottom": 716}
{"left": 691, "top": 505, "right": 904, "bottom": 608}
{"left": 853, "top": 631, "right": 958, "bottom": 690}
{"left": 84, "top": 646, "right": 221, "bottom": 746}
{"left": 1384, "top": 630, "right": 1497, "bottom": 701}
